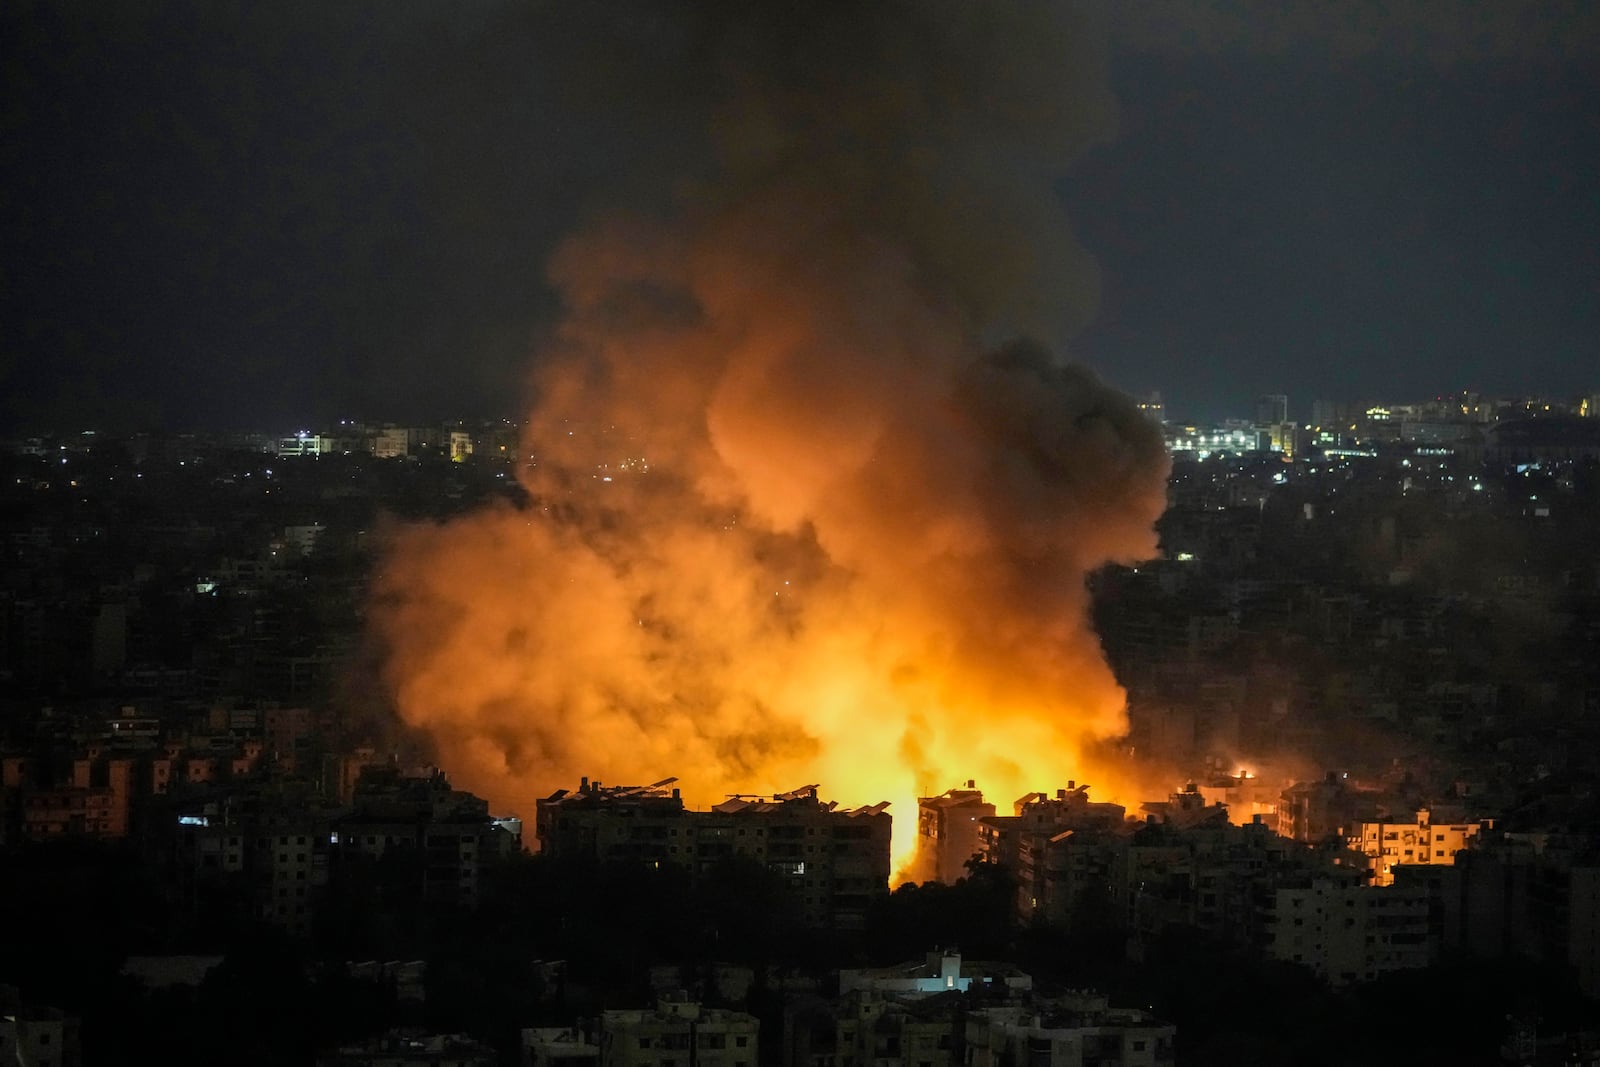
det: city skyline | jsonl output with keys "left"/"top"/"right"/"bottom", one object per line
{"left": 3, "top": 5, "right": 1598, "bottom": 1062}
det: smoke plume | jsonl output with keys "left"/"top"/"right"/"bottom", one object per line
{"left": 374, "top": 1, "right": 1170, "bottom": 870}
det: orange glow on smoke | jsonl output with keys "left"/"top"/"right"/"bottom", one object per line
{"left": 374, "top": 227, "right": 1167, "bottom": 874}
{"left": 369, "top": 2, "right": 1170, "bottom": 881}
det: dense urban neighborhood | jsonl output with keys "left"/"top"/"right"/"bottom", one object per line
{"left": 3, "top": 394, "right": 1597, "bottom": 1065}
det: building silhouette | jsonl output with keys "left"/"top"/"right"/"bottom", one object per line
{"left": 536, "top": 778, "right": 891, "bottom": 929}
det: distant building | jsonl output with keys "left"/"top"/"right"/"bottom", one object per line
{"left": 1267, "top": 420, "right": 1298, "bottom": 458}
{"left": 1398, "top": 420, "right": 1472, "bottom": 445}
{"left": 1570, "top": 867, "right": 1600, "bottom": 1000}
{"left": 966, "top": 997, "right": 1175, "bottom": 1067}
{"left": 19, "top": 786, "right": 119, "bottom": 838}
{"left": 840, "top": 950, "right": 1031, "bottom": 999}
{"left": 255, "top": 824, "right": 330, "bottom": 935}
{"left": 1122, "top": 816, "right": 1314, "bottom": 956}
{"left": 1470, "top": 416, "right": 1600, "bottom": 463}
{"left": 1163, "top": 425, "right": 1262, "bottom": 455}
{"left": 277, "top": 432, "right": 334, "bottom": 458}
{"left": 1400, "top": 835, "right": 1600, "bottom": 1000}
{"left": 599, "top": 996, "right": 758, "bottom": 1067}
{"left": 160, "top": 768, "right": 512, "bottom": 937}
{"left": 1137, "top": 782, "right": 1228, "bottom": 829}
{"left": 1196, "top": 772, "right": 1279, "bottom": 828}
{"left": 1279, "top": 773, "right": 1372, "bottom": 844}
{"left": 1345, "top": 806, "right": 1485, "bottom": 886}
{"left": 0, "top": 743, "right": 146, "bottom": 840}
{"left": 282, "top": 524, "right": 326, "bottom": 556}
{"left": 1266, "top": 878, "right": 1430, "bottom": 985}
{"left": 406, "top": 426, "right": 445, "bottom": 455}
{"left": 373, "top": 427, "right": 410, "bottom": 459}
{"left": 318, "top": 1031, "right": 495, "bottom": 1067}
{"left": 0, "top": 987, "right": 82, "bottom": 1067}
{"left": 975, "top": 783, "right": 1126, "bottom": 922}
{"left": 335, "top": 766, "right": 522, "bottom": 909}
{"left": 787, "top": 950, "right": 1173, "bottom": 1067}
{"left": 263, "top": 707, "right": 315, "bottom": 762}
{"left": 1308, "top": 399, "right": 1349, "bottom": 434}
{"left": 346, "top": 961, "right": 428, "bottom": 1004}
{"left": 916, "top": 783, "right": 995, "bottom": 883}
{"left": 787, "top": 988, "right": 964, "bottom": 1067}
{"left": 524, "top": 1028, "right": 600, "bottom": 1067}
{"left": 536, "top": 779, "right": 891, "bottom": 929}
{"left": 789, "top": 952, "right": 1033, "bottom": 1067}
{"left": 91, "top": 601, "right": 127, "bottom": 676}
{"left": 1256, "top": 394, "right": 1289, "bottom": 427}
{"left": 120, "top": 956, "right": 225, "bottom": 991}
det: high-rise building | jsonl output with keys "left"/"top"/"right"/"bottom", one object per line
{"left": 1308, "top": 399, "right": 1342, "bottom": 432}
{"left": 974, "top": 784, "right": 1127, "bottom": 922}
{"left": 1256, "top": 394, "right": 1289, "bottom": 427}
{"left": 916, "top": 782, "right": 995, "bottom": 883}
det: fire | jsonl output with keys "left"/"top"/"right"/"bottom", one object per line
{"left": 369, "top": 2, "right": 1170, "bottom": 879}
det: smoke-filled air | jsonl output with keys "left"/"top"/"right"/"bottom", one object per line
{"left": 372, "top": 1, "right": 1172, "bottom": 876}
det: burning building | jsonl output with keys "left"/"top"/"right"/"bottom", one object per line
{"left": 373, "top": 2, "right": 1170, "bottom": 873}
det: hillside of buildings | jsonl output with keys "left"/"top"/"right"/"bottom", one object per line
{"left": 1, "top": 400, "right": 1598, "bottom": 1066}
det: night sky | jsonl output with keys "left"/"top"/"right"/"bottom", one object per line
{"left": 3, "top": 0, "right": 1597, "bottom": 432}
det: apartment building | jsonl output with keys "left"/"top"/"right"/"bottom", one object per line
{"left": 536, "top": 779, "right": 890, "bottom": 929}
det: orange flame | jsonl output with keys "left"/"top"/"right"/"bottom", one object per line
{"left": 370, "top": 2, "right": 1169, "bottom": 878}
